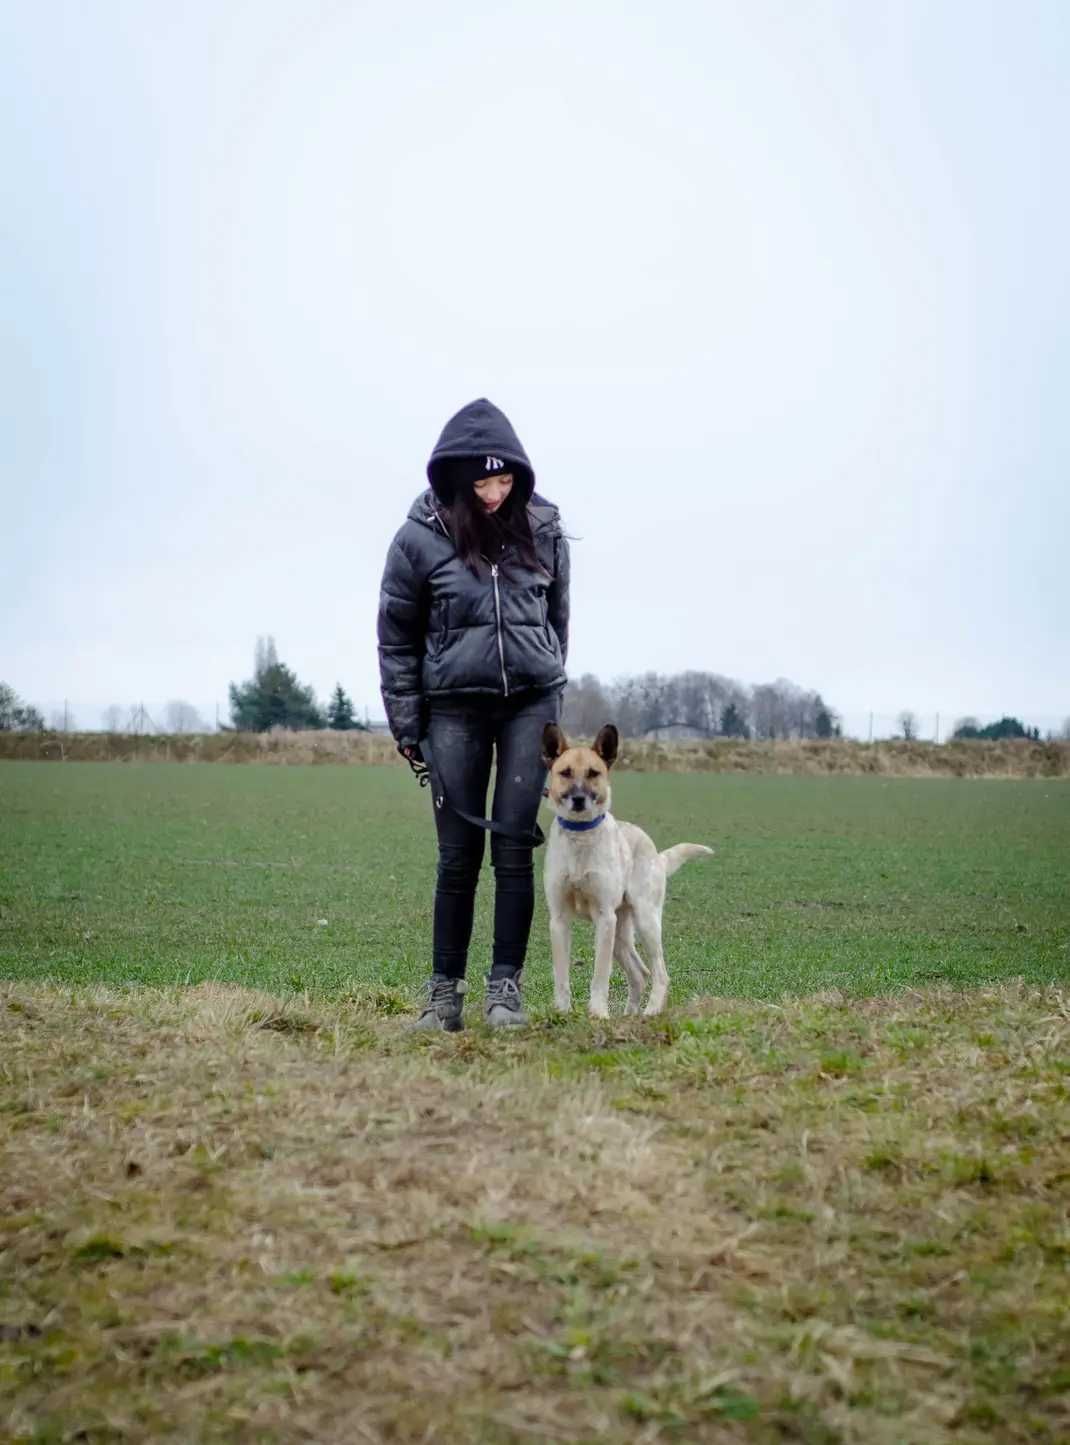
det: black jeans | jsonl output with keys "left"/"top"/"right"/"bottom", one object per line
{"left": 424, "top": 687, "right": 562, "bottom": 981}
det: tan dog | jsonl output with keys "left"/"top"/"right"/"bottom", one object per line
{"left": 541, "top": 722, "right": 713, "bottom": 1017}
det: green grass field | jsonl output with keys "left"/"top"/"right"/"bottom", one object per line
{"left": 3, "top": 762, "right": 1070, "bottom": 1442}
{"left": 1, "top": 761, "right": 1067, "bottom": 1001}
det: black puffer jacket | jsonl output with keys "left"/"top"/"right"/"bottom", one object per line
{"left": 378, "top": 399, "right": 570, "bottom": 749}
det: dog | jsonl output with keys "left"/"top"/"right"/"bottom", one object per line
{"left": 541, "top": 722, "right": 713, "bottom": 1017}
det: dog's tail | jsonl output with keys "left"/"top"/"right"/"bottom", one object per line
{"left": 660, "top": 843, "right": 714, "bottom": 878}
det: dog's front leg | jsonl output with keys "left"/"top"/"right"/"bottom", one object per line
{"left": 549, "top": 914, "right": 573, "bottom": 1013}
{"left": 589, "top": 910, "right": 617, "bottom": 1019}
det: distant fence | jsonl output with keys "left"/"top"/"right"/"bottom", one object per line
{"left": 2, "top": 730, "right": 1067, "bottom": 777}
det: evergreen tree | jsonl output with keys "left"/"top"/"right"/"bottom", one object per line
{"left": 953, "top": 716, "right": 1031, "bottom": 741}
{"left": 980, "top": 716, "right": 1030, "bottom": 740}
{"left": 228, "top": 639, "right": 325, "bottom": 731}
{"left": 720, "top": 701, "right": 750, "bottom": 739}
{"left": 814, "top": 699, "right": 836, "bottom": 739}
{"left": 0, "top": 682, "right": 44, "bottom": 731}
{"left": 326, "top": 683, "right": 364, "bottom": 731}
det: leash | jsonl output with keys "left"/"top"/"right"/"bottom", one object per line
{"left": 406, "top": 735, "right": 546, "bottom": 848}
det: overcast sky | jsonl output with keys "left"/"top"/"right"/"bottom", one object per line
{"left": 3, "top": 0, "right": 1068, "bottom": 737}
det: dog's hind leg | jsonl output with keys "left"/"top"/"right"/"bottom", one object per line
{"left": 634, "top": 905, "right": 670, "bottom": 1015}
{"left": 614, "top": 909, "right": 648, "bottom": 1015}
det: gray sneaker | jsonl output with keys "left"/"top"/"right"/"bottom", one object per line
{"left": 410, "top": 974, "right": 466, "bottom": 1032}
{"left": 484, "top": 972, "right": 529, "bottom": 1028}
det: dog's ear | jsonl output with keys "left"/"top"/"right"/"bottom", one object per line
{"left": 542, "top": 721, "right": 568, "bottom": 768}
{"left": 592, "top": 723, "right": 619, "bottom": 769}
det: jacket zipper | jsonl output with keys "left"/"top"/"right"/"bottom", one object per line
{"left": 490, "top": 563, "right": 509, "bottom": 696}
{"left": 428, "top": 502, "right": 450, "bottom": 539}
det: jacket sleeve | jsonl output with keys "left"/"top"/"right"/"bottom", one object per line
{"left": 377, "top": 531, "right": 429, "bottom": 749}
{"left": 547, "top": 528, "right": 570, "bottom": 668}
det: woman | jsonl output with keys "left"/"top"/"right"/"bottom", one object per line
{"left": 377, "top": 398, "right": 570, "bottom": 1030}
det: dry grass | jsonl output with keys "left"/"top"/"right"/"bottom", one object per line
{"left": 2, "top": 981, "right": 1068, "bottom": 1442}
{"left": 2, "top": 730, "right": 1068, "bottom": 776}
{"left": 617, "top": 737, "right": 1070, "bottom": 778}
{"left": 0, "top": 729, "right": 400, "bottom": 767}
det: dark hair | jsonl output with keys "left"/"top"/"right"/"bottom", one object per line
{"left": 446, "top": 481, "right": 547, "bottom": 579}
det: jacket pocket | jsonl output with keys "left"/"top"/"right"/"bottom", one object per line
{"left": 427, "top": 598, "right": 450, "bottom": 658}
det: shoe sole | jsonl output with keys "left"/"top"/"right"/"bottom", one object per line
{"left": 485, "top": 1011, "right": 528, "bottom": 1028}
{"left": 409, "top": 1015, "right": 465, "bottom": 1033}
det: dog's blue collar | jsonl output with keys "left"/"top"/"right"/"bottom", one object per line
{"left": 558, "top": 814, "right": 606, "bottom": 832}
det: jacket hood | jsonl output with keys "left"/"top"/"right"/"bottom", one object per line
{"left": 427, "top": 398, "right": 535, "bottom": 506}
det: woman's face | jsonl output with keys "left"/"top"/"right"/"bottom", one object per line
{"left": 473, "top": 472, "right": 514, "bottom": 514}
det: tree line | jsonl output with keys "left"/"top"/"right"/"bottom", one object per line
{"left": 2, "top": 660, "right": 1066, "bottom": 741}
{"left": 895, "top": 710, "right": 1045, "bottom": 742}
{"left": 0, "top": 637, "right": 367, "bottom": 736}
{"left": 951, "top": 716, "right": 1044, "bottom": 742}
{"left": 561, "top": 675, "right": 1066, "bottom": 744}
{"left": 561, "top": 672, "right": 841, "bottom": 741}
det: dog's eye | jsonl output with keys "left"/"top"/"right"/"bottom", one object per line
{"left": 560, "top": 767, "right": 572, "bottom": 779}
{"left": 586, "top": 769, "right": 600, "bottom": 780}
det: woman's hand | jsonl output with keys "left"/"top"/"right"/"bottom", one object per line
{"left": 399, "top": 742, "right": 429, "bottom": 785}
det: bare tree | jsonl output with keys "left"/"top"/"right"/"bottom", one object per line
{"left": 1060, "top": 716, "right": 1070, "bottom": 742}
{"left": 48, "top": 706, "right": 76, "bottom": 732}
{"left": 566, "top": 670, "right": 842, "bottom": 744}
{"left": 897, "top": 710, "right": 919, "bottom": 741}
{"left": 751, "top": 681, "right": 791, "bottom": 740}
{"left": 612, "top": 671, "right": 664, "bottom": 737}
{"left": 562, "top": 673, "right": 612, "bottom": 737}
{"left": 254, "top": 635, "right": 279, "bottom": 680}
{"left": 675, "top": 671, "right": 731, "bottom": 736}
{"left": 164, "top": 700, "right": 205, "bottom": 734}
{"left": 103, "top": 705, "right": 124, "bottom": 733}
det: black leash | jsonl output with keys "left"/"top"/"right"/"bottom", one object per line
{"left": 406, "top": 735, "right": 546, "bottom": 848}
